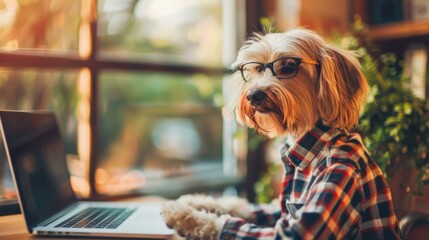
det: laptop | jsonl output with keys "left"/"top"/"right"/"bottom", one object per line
{"left": 0, "top": 110, "right": 174, "bottom": 239}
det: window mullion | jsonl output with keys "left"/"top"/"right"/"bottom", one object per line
{"left": 77, "top": 0, "right": 98, "bottom": 198}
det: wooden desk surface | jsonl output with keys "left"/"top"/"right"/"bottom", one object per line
{"left": 0, "top": 196, "right": 167, "bottom": 240}
{"left": 0, "top": 214, "right": 32, "bottom": 240}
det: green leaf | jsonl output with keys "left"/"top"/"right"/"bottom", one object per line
{"left": 403, "top": 102, "right": 412, "bottom": 115}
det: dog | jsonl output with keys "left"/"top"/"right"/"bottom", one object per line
{"left": 161, "top": 29, "right": 401, "bottom": 239}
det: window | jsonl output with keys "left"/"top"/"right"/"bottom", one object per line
{"left": 98, "top": 0, "right": 223, "bottom": 66}
{"left": 0, "top": 0, "right": 246, "bottom": 212}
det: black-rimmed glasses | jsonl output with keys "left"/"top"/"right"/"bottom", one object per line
{"left": 237, "top": 57, "right": 320, "bottom": 82}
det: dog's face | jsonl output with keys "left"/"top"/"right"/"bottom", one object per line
{"left": 226, "top": 29, "right": 368, "bottom": 138}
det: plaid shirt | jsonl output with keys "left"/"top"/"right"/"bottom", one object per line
{"left": 220, "top": 123, "right": 401, "bottom": 239}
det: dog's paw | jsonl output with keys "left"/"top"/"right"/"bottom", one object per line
{"left": 176, "top": 194, "right": 253, "bottom": 220}
{"left": 217, "top": 196, "right": 253, "bottom": 220}
{"left": 161, "top": 201, "right": 230, "bottom": 240}
{"left": 177, "top": 194, "right": 219, "bottom": 212}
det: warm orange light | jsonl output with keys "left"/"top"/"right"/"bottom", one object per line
{"left": 76, "top": 67, "right": 92, "bottom": 198}
{"left": 96, "top": 168, "right": 146, "bottom": 195}
{"left": 70, "top": 175, "right": 91, "bottom": 198}
{"left": 78, "top": 23, "right": 91, "bottom": 58}
{"left": 79, "top": 0, "right": 96, "bottom": 58}
{"left": 67, "top": 154, "right": 91, "bottom": 198}
{"left": 4, "top": 40, "right": 18, "bottom": 51}
{"left": 77, "top": 122, "right": 91, "bottom": 164}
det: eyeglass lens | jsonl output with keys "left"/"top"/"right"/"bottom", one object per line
{"left": 240, "top": 58, "right": 299, "bottom": 81}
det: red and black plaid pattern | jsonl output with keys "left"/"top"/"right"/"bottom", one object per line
{"left": 220, "top": 123, "right": 401, "bottom": 239}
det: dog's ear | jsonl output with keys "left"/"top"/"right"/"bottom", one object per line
{"left": 316, "top": 44, "right": 368, "bottom": 129}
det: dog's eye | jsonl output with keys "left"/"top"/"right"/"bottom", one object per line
{"left": 276, "top": 60, "right": 298, "bottom": 78}
{"left": 255, "top": 65, "right": 264, "bottom": 73}
{"left": 279, "top": 64, "right": 297, "bottom": 74}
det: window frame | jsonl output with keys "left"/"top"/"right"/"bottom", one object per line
{"left": 0, "top": 0, "right": 249, "bottom": 202}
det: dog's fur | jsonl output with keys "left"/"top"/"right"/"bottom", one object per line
{"left": 161, "top": 28, "right": 368, "bottom": 239}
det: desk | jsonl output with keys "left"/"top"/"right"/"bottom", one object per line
{"left": 0, "top": 196, "right": 167, "bottom": 240}
{"left": 0, "top": 214, "right": 32, "bottom": 240}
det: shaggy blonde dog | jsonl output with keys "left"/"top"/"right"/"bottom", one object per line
{"left": 161, "top": 29, "right": 400, "bottom": 239}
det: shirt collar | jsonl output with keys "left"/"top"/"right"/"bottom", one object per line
{"left": 281, "top": 122, "right": 343, "bottom": 170}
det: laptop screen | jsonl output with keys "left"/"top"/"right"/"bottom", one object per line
{"left": 0, "top": 111, "right": 77, "bottom": 230}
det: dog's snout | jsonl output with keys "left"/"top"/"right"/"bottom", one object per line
{"left": 247, "top": 90, "right": 267, "bottom": 106}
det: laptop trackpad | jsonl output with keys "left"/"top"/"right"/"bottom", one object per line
{"left": 134, "top": 205, "right": 164, "bottom": 222}
{"left": 135, "top": 212, "right": 160, "bottom": 221}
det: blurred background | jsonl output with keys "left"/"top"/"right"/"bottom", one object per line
{"left": 0, "top": 0, "right": 428, "bottom": 224}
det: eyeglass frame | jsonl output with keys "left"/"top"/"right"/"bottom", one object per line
{"left": 236, "top": 56, "right": 320, "bottom": 82}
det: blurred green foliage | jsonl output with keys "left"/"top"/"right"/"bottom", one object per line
{"left": 254, "top": 163, "right": 281, "bottom": 203}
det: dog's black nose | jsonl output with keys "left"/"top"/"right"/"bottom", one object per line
{"left": 247, "top": 90, "right": 267, "bottom": 106}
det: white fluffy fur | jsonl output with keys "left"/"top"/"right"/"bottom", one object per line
{"left": 161, "top": 200, "right": 230, "bottom": 239}
{"left": 177, "top": 194, "right": 254, "bottom": 220}
{"left": 161, "top": 194, "right": 255, "bottom": 239}
{"left": 161, "top": 28, "right": 368, "bottom": 239}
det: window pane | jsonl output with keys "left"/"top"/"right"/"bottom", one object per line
{"left": 0, "top": 0, "right": 81, "bottom": 53}
{"left": 98, "top": 71, "right": 225, "bottom": 195}
{"left": 98, "top": 0, "right": 223, "bottom": 67}
{"left": 0, "top": 68, "right": 79, "bottom": 206}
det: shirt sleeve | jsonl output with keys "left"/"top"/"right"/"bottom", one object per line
{"left": 219, "top": 162, "right": 362, "bottom": 239}
{"left": 248, "top": 202, "right": 281, "bottom": 227}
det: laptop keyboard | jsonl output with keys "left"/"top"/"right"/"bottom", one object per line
{"left": 55, "top": 207, "right": 136, "bottom": 229}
